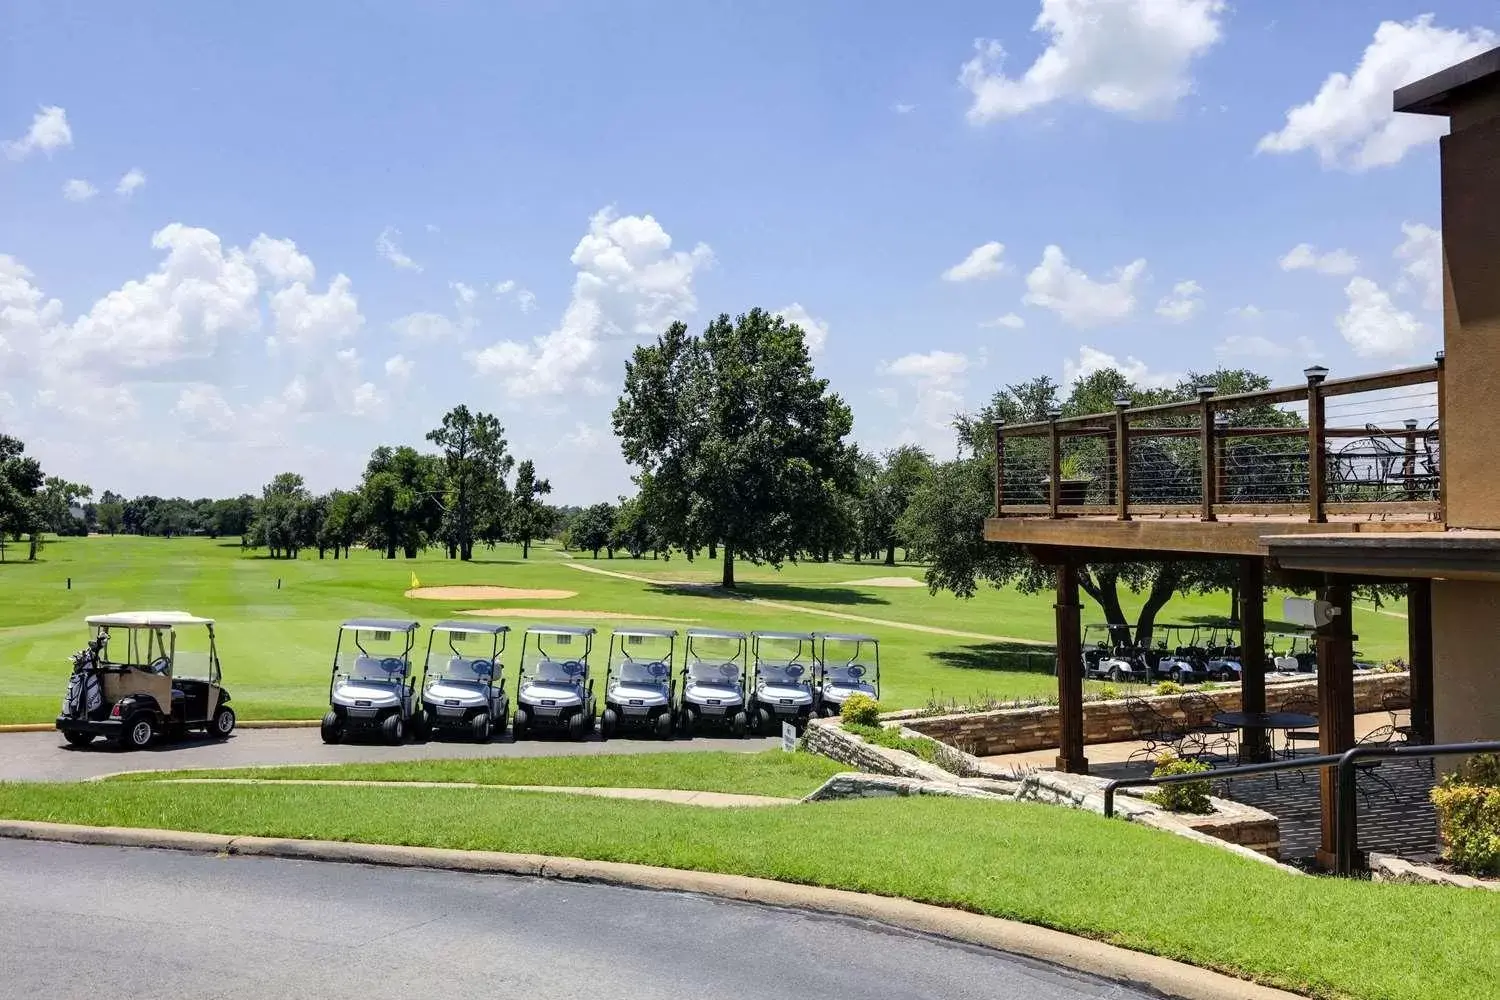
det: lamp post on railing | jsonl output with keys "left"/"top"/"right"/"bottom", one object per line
{"left": 1047, "top": 407, "right": 1063, "bottom": 519}
{"left": 1305, "top": 365, "right": 1329, "bottom": 523}
{"left": 993, "top": 419, "right": 1005, "bottom": 515}
{"left": 1113, "top": 395, "right": 1131, "bottom": 521}
{"left": 1197, "top": 386, "right": 1217, "bottom": 522}
{"left": 1213, "top": 410, "right": 1230, "bottom": 510}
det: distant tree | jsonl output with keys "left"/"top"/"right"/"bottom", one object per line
{"left": 319, "top": 490, "right": 363, "bottom": 559}
{"left": 360, "top": 446, "right": 444, "bottom": 559}
{"left": 41, "top": 476, "right": 92, "bottom": 537}
{"left": 613, "top": 309, "right": 856, "bottom": 587}
{"left": 0, "top": 435, "right": 46, "bottom": 561}
{"left": 507, "top": 459, "right": 552, "bottom": 559}
{"left": 427, "top": 405, "right": 515, "bottom": 560}
{"left": 96, "top": 491, "right": 124, "bottom": 536}
{"left": 208, "top": 495, "right": 256, "bottom": 540}
{"left": 254, "top": 472, "right": 311, "bottom": 559}
{"left": 571, "top": 502, "right": 616, "bottom": 559}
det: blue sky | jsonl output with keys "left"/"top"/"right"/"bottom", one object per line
{"left": 2, "top": 1, "right": 1495, "bottom": 503}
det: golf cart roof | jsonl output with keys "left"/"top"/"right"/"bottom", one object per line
{"left": 87, "top": 610, "right": 213, "bottom": 628}
{"left": 752, "top": 630, "right": 815, "bottom": 642}
{"left": 524, "top": 624, "right": 596, "bottom": 636}
{"left": 611, "top": 627, "right": 678, "bottom": 638}
{"left": 431, "top": 620, "right": 509, "bottom": 635}
{"left": 686, "top": 627, "right": 747, "bottom": 640}
{"left": 815, "top": 631, "right": 878, "bottom": 643}
{"left": 341, "top": 618, "right": 420, "bottom": 633}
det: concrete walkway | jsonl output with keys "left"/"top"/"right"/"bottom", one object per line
{"left": 148, "top": 776, "right": 796, "bottom": 807}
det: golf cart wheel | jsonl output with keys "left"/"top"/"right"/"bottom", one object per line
{"left": 1169, "top": 668, "right": 1182, "bottom": 683}
{"left": 62, "top": 731, "right": 94, "bottom": 748}
{"left": 512, "top": 708, "right": 530, "bottom": 741}
{"left": 600, "top": 708, "right": 617, "bottom": 740}
{"left": 320, "top": 711, "right": 343, "bottom": 744}
{"left": 818, "top": 703, "right": 837, "bottom": 719}
{"left": 412, "top": 711, "right": 431, "bottom": 742}
{"left": 679, "top": 707, "right": 696, "bottom": 738}
{"left": 470, "top": 712, "right": 491, "bottom": 743}
{"left": 1108, "top": 667, "right": 1123, "bottom": 683}
{"left": 566, "top": 711, "right": 588, "bottom": 741}
{"left": 756, "top": 707, "right": 774, "bottom": 734}
{"left": 380, "top": 713, "right": 405, "bottom": 745}
{"left": 1218, "top": 668, "right": 1235, "bottom": 682}
{"left": 730, "top": 711, "right": 748, "bottom": 738}
{"left": 654, "top": 711, "right": 674, "bottom": 739}
{"left": 210, "top": 705, "right": 236, "bottom": 740}
{"left": 124, "top": 714, "right": 156, "bottom": 750}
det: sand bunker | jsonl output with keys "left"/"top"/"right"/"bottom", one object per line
{"left": 406, "top": 586, "right": 577, "bottom": 601}
{"left": 838, "top": 576, "right": 925, "bottom": 588}
{"left": 459, "top": 607, "right": 696, "bottom": 622}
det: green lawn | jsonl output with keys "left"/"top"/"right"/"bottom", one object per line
{"left": 0, "top": 781, "right": 1490, "bottom": 1000}
{"left": 108, "top": 749, "right": 844, "bottom": 798}
{"left": 0, "top": 535, "right": 1411, "bottom": 723}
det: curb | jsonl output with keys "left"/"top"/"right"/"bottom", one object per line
{"left": 0, "top": 820, "right": 1304, "bottom": 1000}
{"left": 0, "top": 720, "right": 320, "bottom": 734}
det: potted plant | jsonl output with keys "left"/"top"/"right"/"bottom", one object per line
{"left": 1041, "top": 454, "right": 1093, "bottom": 506}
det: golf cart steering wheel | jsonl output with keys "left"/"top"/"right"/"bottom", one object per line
{"left": 381, "top": 656, "right": 405, "bottom": 676}
{"left": 562, "top": 660, "right": 584, "bottom": 677}
{"left": 785, "top": 664, "right": 804, "bottom": 679}
{"left": 147, "top": 656, "right": 171, "bottom": 675}
{"left": 647, "top": 662, "right": 669, "bottom": 678}
{"left": 718, "top": 663, "right": 739, "bottom": 679}
{"left": 470, "top": 659, "right": 493, "bottom": 678}
{"left": 846, "top": 664, "right": 865, "bottom": 680}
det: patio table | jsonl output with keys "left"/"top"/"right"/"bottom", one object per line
{"left": 1211, "top": 710, "right": 1318, "bottom": 763}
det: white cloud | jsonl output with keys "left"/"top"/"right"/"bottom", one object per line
{"left": 451, "top": 281, "right": 477, "bottom": 308}
{"left": 960, "top": 0, "right": 1226, "bottom": 122}
{"left": 268, "top": 274, "right": 362, "bottom": 349}
{"left": 1337, "top": 277, "right": 1430, "bottom": 357}
{"left": 494, "top": 279, "right": 515, "bottom": 294}
{"left": 384, "top": 354, "right": 413, "bottom": 381}
{"left": 0, "top": 255, "right": 65, "bottom": 368}
{"left": 981, "top": 313, "right": 1026, "bottom": 330}
{"left": 1155, "top": 279, "right": 1203, "bottom": 322}
{"left": 1062, "top": 345, "right": 1178, "bottom": 389}
{"left": 115, "top": 168, "right": 146, "bottom": 197}
{"left": 1227, "top": 304, "right": 1264, "bottom": 321}
{"left": 1279, "top": 243, "right": 1359, "bottom": 276}
{"left": 774, "top": 303, "right": 830, "bottom": 354}
{"left": 562, "top": 422, "right": 603, "bottom": 449}
{"left": 516, "top": 289, "right": 537, "bottom": 312}
{"left": 61, "top": 179, "right": 97, "bottom": 202}
{"left": 494, "top": 279, "right": 537, "bottom": 312}
{"left": 375, "top": 227, "right": 422, "bottom": 271}
{"left": 1257, "top": 17, "right": 1497, "bottom": 171}
{"left": 36, "top": 380, "right": 138, "bottom": 425}
{"left": 892, "top": 102, "right": 917, "bottom": 114}
{"left": 472, "top": 206, "right": 712, "bottom": 396}
{"left": 1394, "top": 222, "right": 1442, "bottom": 311}
{"left": 1215, "top": 334, "right": 1321, "bottom": 361}
{"left": 391, "top": 311, "right": 463, "bottom": 341}
{"left": 172, "top": 383, "right": 237, "bottom": 432}
{"left": 247, "top": 234, "right": 316, "bottom": 286}
{"left": 1024, "top": 245, "right": 1146, "bottom": 327}
{"left": 3, "top": 105, "right": 72, "bottom": 160}
{"left": 941, "top": 241, "right": 1008, "bottom": 282}
{"left": 879, "top": 350, "right": 970, "bottom": 448}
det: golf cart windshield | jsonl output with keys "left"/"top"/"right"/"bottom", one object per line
{"left": 336, "top": 623, "right": 416, "bottom": 684}
{"left": 425, "top": 624, "right": 504, "bottom": 684}
{"left": 610, "top": 629, "right": 675, "bottom": 687}
{"left": 90, "top": 625, "right": 173, "bottom": 674}
{"left": 819, "top": 634, "right": 877, "bottom": 686}
{"left": 521, "top": 627, "right": 594, "bottom": 686}
{"left": 685, "top": 631, "right": 745, "bottom": 686}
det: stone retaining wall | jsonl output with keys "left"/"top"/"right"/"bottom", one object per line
{"left": 803, "top": 772, "right": 1018, "bottom": 802}
{"left": 903, "top": 672, "right": 1410, "bottom": 757}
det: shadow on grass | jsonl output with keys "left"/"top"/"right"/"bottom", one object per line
{"left": 932, "top": 641, "right": 1058, "bottom": 675}
{"left": 639, "top": 581, "right": 888, "bottom": 607}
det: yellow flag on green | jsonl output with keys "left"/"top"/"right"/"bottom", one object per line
{"left": 410, "top": 572, "right": 421, "bottom": 590}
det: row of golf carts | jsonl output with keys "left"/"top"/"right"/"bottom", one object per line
{"left": 1081, "top": 623, "right": 1319, "bottom": 684}
{"left": 321, "top": 619, "right": 882, "bottom": 745}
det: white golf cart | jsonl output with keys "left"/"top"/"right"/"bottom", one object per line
{"left": 1203, "top": 627, "right": 1243, "bottom": 682}
{"left": 1151, "top": 625, "right": 1209, "bottom": 683}
{"left": 512, "top": 624, "right": 597, "bottom": 741}
{"left": 600, "top": 627, "right": 677, "bottom": 740}
{"left": 814, "top": 632, "right": 880, "bottom": 716}
{"left": 678, "top": 627, "right": 749, "bottom": 737}
{"left": 749, "top": 630, "right": 817, "bottom": 734}
{"left": 321, "top": 618, "right": 420, "bottom": 745}
{"left": 56, "top": 611, "right": 235, "bottom": 750}
{"left": 1081, "top": 624, "right": 1149, "bottom": 683}
{"left": 417, "top": 621, "right": 509, "bottom": 742}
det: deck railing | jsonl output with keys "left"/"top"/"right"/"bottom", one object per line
{"left": 994, "top": 358, "right": 1445, "bottom": 524}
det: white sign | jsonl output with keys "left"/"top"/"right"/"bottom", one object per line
{"left": 781, "top": 721, "right": 797, "bottom": 752}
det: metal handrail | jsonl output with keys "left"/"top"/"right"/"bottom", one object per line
{"left": 1102, "top": 739, "right": 1500, "bottom": 876}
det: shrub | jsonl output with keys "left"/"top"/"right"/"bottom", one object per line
{"left": 843, "top": 722, "right": 938, "bottom": 763}
{"left": 1154, "top": 680, "right": 1184, "bottom": 696}
{"left": 1145, "top": 753, "right": 1214, "bottom": 815}
{"left": 1432, "top": 754, "right": 1500, "bottom": 877}
{"left": 1374, "top": 658, "right": 1408, "bottom": 674}
{"left": 840, "top": 694, "right": 882, "bottom": 727}
{"left": 1096, "top": 685, "right": 1120, "bottom": 701}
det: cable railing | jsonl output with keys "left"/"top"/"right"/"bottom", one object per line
{"left": 994, "top": 358, "right": 1445, "bottom": 524}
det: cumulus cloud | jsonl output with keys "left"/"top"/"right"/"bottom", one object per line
{"left": 1155, "top": 279, "right": 1203, "bottom": 322}
{"left": 247, "top": 235, "right": 316, "bottom": 286}
{"left": 891, "top": 102, "right": 917, "bottom": 114}
{"left": 942, "top": 241, "right": 1008, "bottom": 282}
{"left": 391, "top": 312, "right": 463, "bottom": 341}
{"left": 115, "top": 168, "right": 146, "bottom": 197}
{"left": 472, "top": 206, "right": 713, "bottom": 396}
{"left": 1394, "top": 222, "right": 1442, "bottom": 311}
{"left": 62, "top": 179, "right": 97, "bottom": 202}
{"left": 981, "top": 313, "right": 1026, "bottom": 330}
{"left": 375, "top": 227, "right": 422, "bottom": 271}
{"left": 3, "top": 105, "right": 72, "bottom": 159}
{"left": 451, "top": 281, "right": 477, "bottom": 308}
{"left": 1279, "top": 243, "right": 1359, "bottom": 276}
{"left": 172, "top": 383, "right": 237, "bottom": 432}
{"left": 384, "top": 354, "right": 413, "bottom": 381}
{"left": 1338, "top": 277, "right": 1430, "bottom": 357}
{"left": 774, "top": 303, "right": 830, "bottom": 354}
{"left": 960, "top": 0, "right": 1225, "bottom": 122}
{"left": 268, "top": 274, "right": 363, "bottom": 350}
{"left": 878, "top": 350, "right": 970, "bottom": 449}
{"left": 1215, "top": 334, "right": 1321, "bottom": 361}
{"left": 1257, "top": 16, "right": 1496, "bottom": 170}
{"left": 1062, "top": 345, "right": 1178, "bottom": 389}
{"left": 1024, "top": 245, "right": 1146, "bottom": 327}
{"left": 493, "top": 279, "right": 538, "bottom": 312}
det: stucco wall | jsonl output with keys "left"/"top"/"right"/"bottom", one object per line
{"left": 1432, "top": 580, "right": 1500, "bottom": 744}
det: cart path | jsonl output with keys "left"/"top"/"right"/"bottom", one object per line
{"left": 562, "top": 562, "right": 1050, "bottom": 646}
{"left": 142, "top": 776, "right": 796, "bottom": 807}
{"left": 0, "top": 728, "right": 781, "bottom": 783}
{"left": 0, "top": 839, "right": 1153, "bottom": 1000}
{"left": 1355, "top": 601, "right": 1409, "bottom": 620}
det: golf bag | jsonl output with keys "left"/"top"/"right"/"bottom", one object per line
{"left": 61, "top": 639, "right": 107, "bottom": 720}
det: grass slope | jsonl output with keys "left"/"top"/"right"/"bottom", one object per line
{"left": 0, "top": 536, "right": 1410, "bottom": 723}
{"left": 109, "top": 750, "right": 845, "bottom": 798}
{"left": 0, "top": 782, "right": 1489, "bottom": 1000}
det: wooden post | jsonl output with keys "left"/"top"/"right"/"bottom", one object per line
{"left": 1113, "top": 398, "right": 1131, "bottom": 521}
{"left": 1054, "top": 561, "right": 1087, "bottom": 774}
{"left": 1238, "top": 559, "right": 1268, "bottom": 762}
{"left": 1408, "top": 578, "right": 1434, "bottom": 745}
{"left": 993, "top": 421, "right": 1005, "bottom": 515}
{"left": 1305, "top": 366, "right": 1329, "bottom": 524}
{"left": 1047, "top": 410, "right": 1062, "bottom": 520}
{"left": 1435, "top": 350, "right": 1446, "bottom": 522}
{"left": 1403, "top": 418, "right": 1419, "bottom": 499}
{"left": 1198, "top": 386, "right": 1216, "bottom": 522}
{"left": 1315, "top": 580, "right": 1355, "bottom": 871}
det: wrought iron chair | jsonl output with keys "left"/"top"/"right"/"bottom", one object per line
{"left": 1179, "top": 693, "right": 1235, "bottom": 761}
{"left": 1125, "top": 697, "right": 1193, "bottom": 764}
{"left": 1352, "top": 725, "right": 1403, "bottom": 805}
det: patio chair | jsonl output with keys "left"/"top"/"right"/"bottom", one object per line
{"left": 1179, "top": 693, "right": 1235, "bottom": 761}
{"left": 1352, "top": 725, "right": 1403, "bottom": 805}
{"left": 1125, "top": 697, "right": 1193, "bottom": 764}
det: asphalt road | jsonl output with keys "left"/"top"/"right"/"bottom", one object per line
{"left": 0, "top": 728, "right": 782, "bottom": 782}
{"left": 0, "top": 840, "right": 1152, "bottom": 1000}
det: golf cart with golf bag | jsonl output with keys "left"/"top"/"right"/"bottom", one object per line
{"left": 321, "top": 618, "right": 420, "bottom": 745}
{"left": 1270, "top": 632, "right": 1317, "bottom": 674}
{"left": 749, "top": 630, "right": 817, "bottom": 734}
{"left": 1150, "top": 625, "right": 1209, "bottom": 683}
{"left": 512, "top": 624, "right": 597, "bottom": 741}
{"left": 1203, "top": 627, "right": 1243, "bottom": 682}
{"left": 1081, "top": 624, "right": 1149, "bottom": 683}
{"left": 600, "top": 627, "right": 677, "bottom": 740}
{"left": 56, "top": 611, "right": 236, "bottom": 750}
{"left": 417, "top": 621, "right": 509, "bottom": 742}
{"left": 678, "top": 627, "right": 750, "bottom": 737}
{"left": 814, "top": 632, "right": 880, "bottom": 717}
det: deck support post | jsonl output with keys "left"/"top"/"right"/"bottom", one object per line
{"left": 1315, "top": 579, "right": 1356, "bottom": 871}
{"left": 1408, "top": 578, "right": 1435, "bottom": 745}
{"left": 1054, "top": 560, "right": 1088, "bottom": 774}
{"left": 1238, "top": 559, "right": 1268, "bottom": 762}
